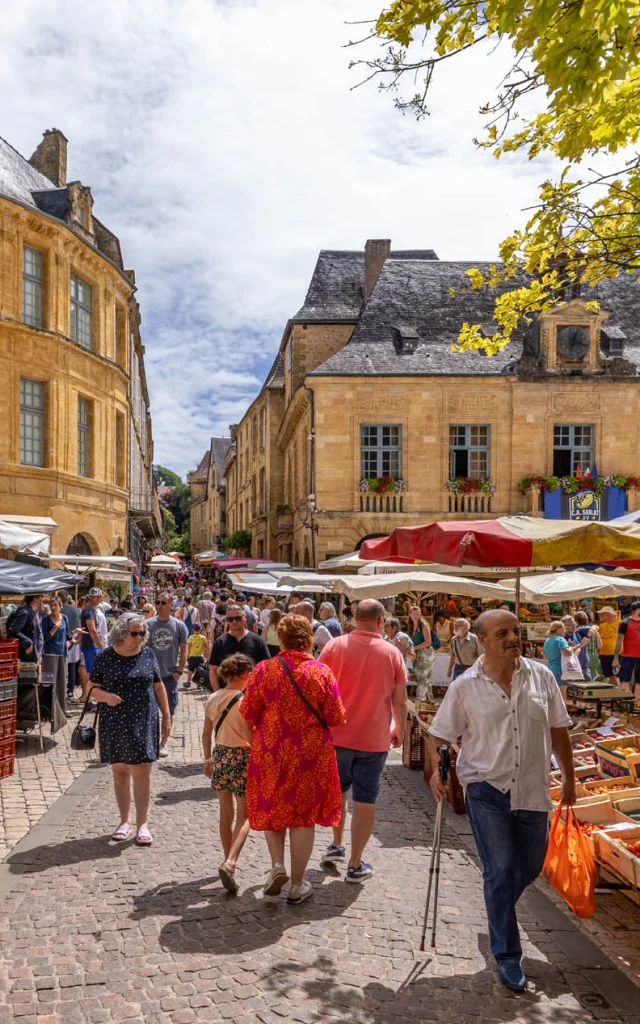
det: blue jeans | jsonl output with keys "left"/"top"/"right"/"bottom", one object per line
{"left": 465, "top": 782, "right": 548, "bottom": 963}
{"left": 452, "top": 664, "right": 466, "bottom": 679}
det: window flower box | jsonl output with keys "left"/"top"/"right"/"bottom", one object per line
{"left": 446, "top": 477, "right": 495, "bottom": 495}
{"left": 360, "top": 476, "right": 406, "bottom": 495}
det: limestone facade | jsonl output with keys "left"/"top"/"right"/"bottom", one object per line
{"left": 211, "top": 242, "right": 640, "bottom": 565}
{"left": 0, "top": 129, "right": 159, "bottom": 557}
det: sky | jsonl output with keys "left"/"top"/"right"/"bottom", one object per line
{"left": 0, "top": 0, "right": 551, "bottom": 477}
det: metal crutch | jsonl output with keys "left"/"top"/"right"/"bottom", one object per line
{"left": 420, "top": 745, "right": 451, "bottom": 951}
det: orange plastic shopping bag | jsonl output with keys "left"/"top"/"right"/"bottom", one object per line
{"left": 542, "top": 805, "right": 597, "bottom": 918}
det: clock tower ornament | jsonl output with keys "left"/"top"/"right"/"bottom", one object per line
{"left": 556, "top": 324, "right": 590, "bottom": 361}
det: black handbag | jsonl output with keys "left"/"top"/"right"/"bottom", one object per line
{"left": 70, "top": 688, "right": 100, "bottom": 751}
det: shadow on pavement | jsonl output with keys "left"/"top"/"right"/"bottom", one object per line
{"left": 6, "top": 834, "right": 129, "bottom": 872}
{"left": 155, "top": 786, "right": 212, "bottom": 805}
{"left": 132, "top": 868, "right": 361, "bottom": 954}
{"left": 255, "top": 941, "right": 608, "bottom": 1024}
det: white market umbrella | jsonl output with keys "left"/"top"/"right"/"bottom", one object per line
{"left": 229, "top": 571, "right": 331, "bottom": 596}
{"left": 280, "top": 570, "right": 514, "bottom": 602}
{"left": 499, "top": 569, "right": 640, "bottom": 605}
{"left": 0, "top": 518, "right": 50, "bottom": 556}
{"left": 148, "top": 555, "right": 181, "bottom": 570}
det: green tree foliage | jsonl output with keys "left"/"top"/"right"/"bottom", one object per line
{"left": 224, "top": 530, "right": 252, "bottom": 556}
{"left": 156, "top": 466, "right": 183, "bottom": 488}
{"left": 363, "top": 0, "right": 640, "bottom": 352}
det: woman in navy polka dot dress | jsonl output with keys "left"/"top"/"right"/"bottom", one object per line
{"left": 88, "top": 613, "right": 171, "bottom": 847}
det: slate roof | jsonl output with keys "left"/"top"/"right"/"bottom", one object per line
{"left": 265, "top": 351, "right": 284, "bottom": 388}
{"left": 309, "top": 259, "right": 640, "bottom": 377}
{"left": 190, "top": 450, "right": 211, "bottom": 482}
{"left": 293, "top": 248, "right": 438, "bottom": 322}
{"left": 211, "top": 437, "right": 231, "bottom": 486}
{"left": 0, "top": 136, "right": 57, "bottom": 206}
{"left": 0, "top": 135, "right": 125, "bottom": 270}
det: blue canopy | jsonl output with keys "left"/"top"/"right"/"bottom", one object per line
{"left": 0, "top": 558, "right": 82, "bottom": 596}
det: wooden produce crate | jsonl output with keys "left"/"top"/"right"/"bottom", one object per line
{"left": 612, "top": 796, "right": 640, "bottom": 824}
{"left": 595, "top": 825, "right": 640, "bottom": 888}
{"left": 581, "top": 778, "right": 640, "bottom": 802}
{"left": 402, "top": 717, "right": 424, "bottom": 770}
{"left": 595, "top": 735, "right": 640, "bottom": 783}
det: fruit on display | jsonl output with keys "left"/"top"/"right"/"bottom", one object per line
{"left": 574, "top": 754, "right": 597, "bottom": 766}
{"left": 613, "top": 746, "right": 639, "bottom": 757}
{"left": 585, "top": 783, "right": 631, "bottom": 794}
{"left": 578, "top": 822, "right": 601, "bottom": 837}
{"left": 580, "top": 774, "right": 603, "bottom": 783}
{"left": 572, "top": 741, "right": 594, "bottom": 750}
{"left": 621, "top": 839, "right": 640, "bottom": 857}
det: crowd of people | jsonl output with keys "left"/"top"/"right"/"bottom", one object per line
{"left": 4, "top": 561, "right": 640, "bottom": 994}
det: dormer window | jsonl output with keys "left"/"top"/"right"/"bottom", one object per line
{"left": 394, "top": 325, "right": 419, "bottom": 353}
{"left": 601, "top": 325, "right": 626, "bottom": 356}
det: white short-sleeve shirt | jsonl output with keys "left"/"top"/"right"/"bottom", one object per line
{"left": 429, "top": 656, "right": 571, "bottom": 811}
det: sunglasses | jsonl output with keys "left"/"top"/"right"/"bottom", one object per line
{"left": 129, "top": 630, "right": 145, "bottom": 638}
{"left": 226, "top": 616, "right": 243, "bottom": 622}
{"left": 157, "top": 600, "right": 170, "bottom": 605}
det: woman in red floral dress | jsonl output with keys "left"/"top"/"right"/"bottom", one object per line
{"left": 241, "top": 614, "right": 346, "bottom": 904}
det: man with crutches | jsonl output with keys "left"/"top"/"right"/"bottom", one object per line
{"left": 427, "top": 609, "right": 576, "bottom": 992}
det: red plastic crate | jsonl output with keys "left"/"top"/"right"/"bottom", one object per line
{"left": 402, "top": 717, "right": 424, "bottom": 770}
{"left": 422, "top": 736, "right": 433, "bottom": 784}
{"left": 0, "top": 717, "right": 15, "bottom": 741}
{"left": 0, "top": 662, "right": 18, "bottom": 682}
{"left": 0, "top": 699, "right": 16, "bottom": 721}
{"left": 0, "top": 639, "right": 18, "bottom": 663}
{"left": 0, "top": 735, "right": 16, "bottom": 761}
{"left": 0, "top": 754, "right": 15, "bottom": 780}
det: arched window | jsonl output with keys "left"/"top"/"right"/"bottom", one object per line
{"left": 66, "top": 533, "right": 93, "bottom": 556}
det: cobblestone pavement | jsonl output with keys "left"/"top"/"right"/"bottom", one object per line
{"left": 0, "top": 686, "right": 640, "bottom": 1023}
{"left": 0, "top": 706, "right": 94, "bottom": 859}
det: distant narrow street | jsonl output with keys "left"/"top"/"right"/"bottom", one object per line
{"left": 1, "top": 684, "right": 639, "bottom": 1024}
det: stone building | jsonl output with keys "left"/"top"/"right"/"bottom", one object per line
{"left": 189, "top": 437, "right": 231, "bottom": 556}
{"left": 215, "top": 239, "right": 640, "bottom": 565}
{"left": 0, "top": 129, "right": 160, "bottom": 558}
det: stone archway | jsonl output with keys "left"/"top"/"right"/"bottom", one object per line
{"left": 66, "top": 532, "right": 98, "bottom": 556}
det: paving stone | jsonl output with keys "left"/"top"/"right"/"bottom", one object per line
{"left": 0, "top": 687, "right": 639, "bottom": 1024}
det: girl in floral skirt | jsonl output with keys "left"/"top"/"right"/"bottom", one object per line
{"left": 202, "top": 653, "right": 254, "bottom": 895}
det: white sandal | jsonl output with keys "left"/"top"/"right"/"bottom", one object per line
{"left": 112, "top": 824, "right": 133, "bottom": 842}
{"left": 135, "top": 825, "right": 153, "bottom": 847}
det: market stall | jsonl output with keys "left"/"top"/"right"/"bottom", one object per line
{"left": 361, "top": 516, "right": 640, "bottom": 898}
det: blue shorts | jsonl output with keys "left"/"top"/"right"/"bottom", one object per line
{"left": 82, "top": 647, "right": 99, "bottom": 672}
{"left": 334, "top": 746, "right": 388, "bottom": 805}
{"left": 620, "top": 657, "right": 640, "bottom": 685}
{"left": 162, "top": 676, "right": 179, "bottom": 716}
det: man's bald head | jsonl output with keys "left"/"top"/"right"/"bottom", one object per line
{"left": 293, "top": 601, "right": 314, "bottom": 623}
{"left": 355, "top": 599, "right": 385, "bottom": 626}
{"left": 474, "top": 608, "right": 519, "bottom": 638}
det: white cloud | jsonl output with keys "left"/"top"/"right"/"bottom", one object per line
{"left": 1, "top": 0, "right": 554, "bottom": 474}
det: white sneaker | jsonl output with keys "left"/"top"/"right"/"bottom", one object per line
{"left": 287, "top": 880, "right": 312, "bottom": 904}
{"left": 158, "top": 745, "right": 169, "bottom": 758}
{"left": 263, "top": 863, "right": 289, "bottom": 896}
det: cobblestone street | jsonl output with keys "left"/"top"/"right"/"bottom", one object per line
{"left": 1, "top": 686, "right": 640, "bottom": 1024}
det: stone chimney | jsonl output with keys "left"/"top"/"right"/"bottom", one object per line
{"left": 364, "top": 239, "right": 391, "bottom": 299}
{"left": 29, "top": 129, "right": 68, "bottom": 187}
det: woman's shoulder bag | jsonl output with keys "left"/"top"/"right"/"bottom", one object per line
{"left": 277, "top": 656, "right": 329, "bottom": 730}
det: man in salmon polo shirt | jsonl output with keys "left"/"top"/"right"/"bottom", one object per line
{"left": 319, "top": 599, "right": 408, "bottom": 882}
